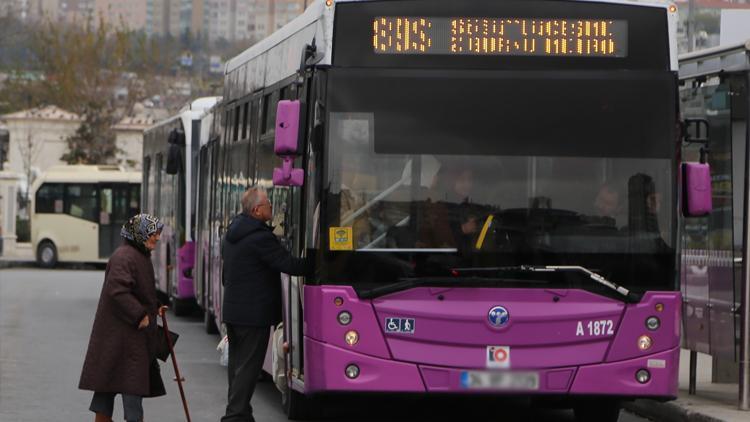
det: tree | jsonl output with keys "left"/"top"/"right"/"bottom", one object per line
{"left": 16, "top": 116, "right": 44, "bottom": 210}
{"left": 60, "top": 101, "right": 119, "bottom": 165}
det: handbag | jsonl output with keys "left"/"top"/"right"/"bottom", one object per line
{"left": 155, "top": 324, "right": 180, "bottom": 362}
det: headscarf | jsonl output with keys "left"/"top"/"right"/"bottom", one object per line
{"left": 121, "top": 214, "right": 163, "bottom": 254}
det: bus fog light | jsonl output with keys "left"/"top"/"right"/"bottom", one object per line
{"left": 638, "top": 335, "right": 653, "bottom": 351}
{"left": 646, "top": 316, "right": 660, "bottom": 331}
{"left": 338, "top": 311, "right": 352, "bottom": 325}
{"left": 345, "top": 330, "right": 359, "bottom": 346}
{"left": 636, "top": 369, "right": 651, "bottom": 384}
{"left": 345, "top": 364, "right": 360, "bottom": 379}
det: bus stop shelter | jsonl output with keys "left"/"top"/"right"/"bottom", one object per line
{"left": 679, "top": 40, "right": 750, "bottom": 410}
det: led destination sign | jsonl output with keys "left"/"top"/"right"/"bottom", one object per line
{"left": 373, "top": 17, "right": 628, "bottom": 57}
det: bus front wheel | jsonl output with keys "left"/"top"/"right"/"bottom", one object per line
{"left": 171, "top": 297, "right": 193, "bottom": 317}
{"left": 37, "top": 241, "right": 58, "bottom": 268}
{"left": 282, "top": 386, "right": 315, "bottom": 420}
{"left": 204, "top": 310, "right": 219, "bottom": 334}
{"left": 573, "top": 399, "right": 621, "bottom": 422}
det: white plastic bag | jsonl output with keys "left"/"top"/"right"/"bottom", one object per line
{"left": 216, "top": 335, "right": 229, "bottom": 367}
{"left": 272, "top": 323, "right": 287, "bottom": 393}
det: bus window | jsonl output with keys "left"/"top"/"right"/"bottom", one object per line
{"left": 233, "top": 106, "right": 240, "bottom": 142}
{"left": 100, "top": 187, "right": 113, "bottom": 225}
{"left": 36, "top": 184, "right": 64, "bottom": 214}
{"left": 155, "top": 154, "right": 163, "bottom": 216}
{"left": 129, "top": 185, "right": 140, "bottom": 217}
{"left": 65, "top": 184, "right": 98, "bottom": 222}
{"left": 143, "top": 156, "right": 150, "bottom": 211}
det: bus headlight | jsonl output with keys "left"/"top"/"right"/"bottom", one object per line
{"left": 636, "top": 369, "right": 651, "bottom": 384}
{"left": 338, "top": 311, "right": 352, "bottom": 325}
{"left": 345, "top": 330, "right": 359, "bottom": 346}
{"left": 637, "top": 335, "right": 653, "bottom": 351}
{"left": 345, "top": 364, "right": 360, "bottom": 379}
{"left": 646, "top": 316, "right": 660, "bottom": 331}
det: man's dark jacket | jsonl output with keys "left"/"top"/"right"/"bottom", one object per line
{"left": 222, "top": 213, "right": 309, "bottom": 327}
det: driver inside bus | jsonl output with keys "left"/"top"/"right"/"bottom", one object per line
{"left": 418, "top": 164, "right": 481, "bottom": 250}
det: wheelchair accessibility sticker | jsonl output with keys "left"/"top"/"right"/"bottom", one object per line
{"left": 329, "top": 227, "right": 353, "bottom": 251}
{"left": 385, "top": 317, "right": 415, "bottom": 334}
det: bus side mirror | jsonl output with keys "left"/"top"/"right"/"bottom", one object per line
{"left": 682, "top": 162, "right": 712, "bottom": 217}
{"left": 274, "top": 100, "right": 300, "bottom": 155}
{"left": 273, "top": 100, "right": 304, "bottom": 186}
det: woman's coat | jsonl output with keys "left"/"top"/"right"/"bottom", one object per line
{"left": 78, "top": 242, "right": 165, "bottom": 397}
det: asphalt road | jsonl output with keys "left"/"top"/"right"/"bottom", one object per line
{"left": 0, "top": 268, "right": 653, "bottom": 422}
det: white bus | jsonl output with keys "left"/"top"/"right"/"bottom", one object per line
{"left": 31, "top": 165, "right": 141, "bottom": 267}
{"left": 142, "top": 97, "right": 219, "bottom": 315}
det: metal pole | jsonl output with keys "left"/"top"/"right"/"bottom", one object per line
{"left": 689, "top": 350, "right": 697, "bottom": 395}
{"left": 687, "top": 0, "right": 695, "bottom": 52}
{"left": 740, "top": 71, "right": 750, "bottom": 411}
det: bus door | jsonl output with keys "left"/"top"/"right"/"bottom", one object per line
{"left": 99, "top": 184, "right": 134, "bottom": 258}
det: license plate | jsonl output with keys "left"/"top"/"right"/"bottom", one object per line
{"left": 460, "top": 371, "right": 539, "bottom": 390}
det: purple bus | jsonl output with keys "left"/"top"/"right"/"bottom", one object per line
{"left": 142, "top": 97, "right": 219, "bottom": 315}
{"left": 195, "top": 0, "right": 710, "bottom": 420}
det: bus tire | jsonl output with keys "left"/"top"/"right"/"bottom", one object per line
{"left": 282, "top": 387, "right": 315, "bottom": 420}
{"left": 574, "top": 399, "right": 621, "bottom": 422}
{"left": 37, "top": 241, "right": 58, "bottom": 268}
{"left": 204, "top": 310, "right": 219, "bottom": 334}
{"left": 172, "top": 297, "right": 193, "bottom": 317}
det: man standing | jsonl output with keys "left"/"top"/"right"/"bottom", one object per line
{"left": 221, "top": 187, "right": 311, "bottom": 422}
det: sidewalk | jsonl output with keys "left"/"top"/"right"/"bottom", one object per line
{"left": 625, "top": 349, "right": 747, "bottom": 422}
{"left": 0, "top": 242, "right": 35, "bottom": 268}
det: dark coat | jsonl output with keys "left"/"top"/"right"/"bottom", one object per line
{"left": 78, "top": 242, "right": 166, "bottom": 397}
{"left": 222, "top": 213, "right": 310, "bottom": 327}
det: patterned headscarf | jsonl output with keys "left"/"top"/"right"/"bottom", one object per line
{"left": 121, "top": 213, "right": 163, "bottom": 246}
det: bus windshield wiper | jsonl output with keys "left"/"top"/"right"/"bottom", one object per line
{"left": 452, "top": 265, "right": 641, "bottom": 303}
{"left": 357, "top": 275, "right": 549, "bottom": 299}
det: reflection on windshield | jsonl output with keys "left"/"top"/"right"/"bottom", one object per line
{"left": 324, "top": 112, "right": 675, "bottom": 291}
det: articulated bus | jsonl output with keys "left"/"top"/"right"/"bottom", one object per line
{"left": 31, "top": 165, "right": 140, "bottom": 267}
{"left": 195, "top": 0, "right": 709, "bottom": 419}
{"left": 142, "top": 97, "right": 219, "bottom": 315}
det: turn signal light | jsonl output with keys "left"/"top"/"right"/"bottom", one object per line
{"left": 637, "top": 335, "right": 653, "bottom": 351}
{"left": 334, "top": 296, "right": 344, "bottom": 306}
{"left": 345, "top": 330, "right": 359, "bottom": 346}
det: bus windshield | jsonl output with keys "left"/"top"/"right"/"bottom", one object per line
{"left": 321, "top": 69, "right": 676, "bottom": 294}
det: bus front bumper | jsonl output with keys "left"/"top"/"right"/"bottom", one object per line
{"left": 304, "top": 338, "right": 679, "bottom": 398}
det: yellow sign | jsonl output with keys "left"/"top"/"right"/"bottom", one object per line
{"left": 329, "top": 227, "right": 353, "bottom": 251}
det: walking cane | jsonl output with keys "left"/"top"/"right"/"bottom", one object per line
{"left": 159, "top": 306, "right": 192, "bottom": 422}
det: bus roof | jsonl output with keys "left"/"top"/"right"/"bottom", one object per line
{"left": 223, "top": 0, "right": 678, "bottom": 100}
{"left": 32, "top": 165, "right": 141, "bottom": 191}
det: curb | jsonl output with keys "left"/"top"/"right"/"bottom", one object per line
{"left": 0, "top": 260, "right": 37, "bottom": 269}
{"left": 624, "top": 399, "right": 726, "bottom": 422}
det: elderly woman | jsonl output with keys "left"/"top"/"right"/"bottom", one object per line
{"left": 79, "top": 214, "right": 166, "bottom": 422}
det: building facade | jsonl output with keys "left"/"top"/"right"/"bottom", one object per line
{"left": 94, "top": 0, "right": 147, "bottom": 31}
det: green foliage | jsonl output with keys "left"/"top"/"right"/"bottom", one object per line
{"left": 61, "top": 101, "right": 119, "bottom": 165}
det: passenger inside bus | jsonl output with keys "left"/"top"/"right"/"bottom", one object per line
{"left": 627, "top": 173, "right": 667, "bottom": 251}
